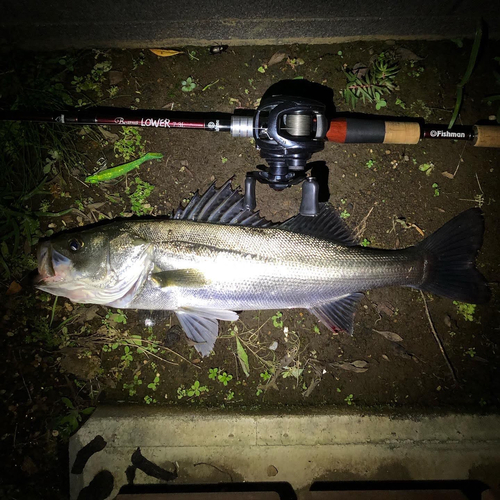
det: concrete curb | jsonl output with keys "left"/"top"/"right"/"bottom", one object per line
{"left": 69, "top": 407, "right": 500, "bottom": 499}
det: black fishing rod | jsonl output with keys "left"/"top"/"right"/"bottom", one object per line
{"left": 1, "top": 95, "right": 499, "bottom": 215}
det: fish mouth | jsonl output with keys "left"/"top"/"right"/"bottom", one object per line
{"left": 35, "top": 242, "right": 71, "bottom": 285}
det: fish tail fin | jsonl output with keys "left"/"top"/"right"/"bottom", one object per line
{"left": 415, "top": 208, "right": 490, "bottom": 304}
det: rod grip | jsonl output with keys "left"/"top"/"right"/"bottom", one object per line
{"left": 473, "top": 125, "right": 500, "bottom": 148}
{"left": 326, "top": 118, "right": 420, "bottom": 145}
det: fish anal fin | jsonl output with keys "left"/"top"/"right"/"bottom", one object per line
{"left": 308, "top": 293, "right": 364, "bottom": 335}
{"left": 151, "top": 269, "right": 207, "bottom": 288}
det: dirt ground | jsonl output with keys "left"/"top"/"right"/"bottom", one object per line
{"left": 1, "top": 40, "right": 499, "bottom": 498}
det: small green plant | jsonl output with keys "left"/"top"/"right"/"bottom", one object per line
{"left": 260, "top": 371, "right": 272, "bottom": 382}
{"left": 360, "top": 238, "right": 371, "bottom": 247}
{"left": 181, "top": 77, "right": 196, "bottom": 92}
{"left": 257, "top": 65, "right": 267, "bottom": 73}
{"left": 313, "top": 325, "right": 321, "bottom": 334}
{"left": 132, "top": 51, "right": 146, "bottom": 70}
{"left": 128, "top": 177, "right": 154, "bottom": 216}
{"left": 465, "top": 348, "right": 476, "bottom": 358}
{"left": 226, "top": 390, "right": 235, "bottom": 401}
{"left": 144, "top": 395, "right": 156, "bottom": 404}
{"left": 453, "top": 301, "right": 476, "bottom": 322}
{"left": 419, "top": 163, "right": 434, "bottom": 176}
{"left": 72, "top": 58, "right": 112, "bottom": 97}
{"left": 121, "top": 346, "right": 133, "bottom": 366}
{"left": 188, "top": 50, "right": 199, "bottom": 61}
{"left": 114, "top": 127, "right": 146, "bottom": 161}
{"left": 340, "top": 210, "right": 350, "bottom": 219}
{"left": 54, "top": 398, "right": 94, "bottom": 438}
{"left": 208, "top": 368, "right": 219, "bottom": 380}
{"left": 221, "top": 157, "right": 228, "bottom": 164}
{"left": 344, "top": 394, "right": 354, "bottom": 405}
{"left": 218, "top": 372, "right": 233, "bottom": 386}
{"left": 123, "top": 375, "right": 142, "bottom": 396}
{"left": 432, "top": 183, "right": 440, "bottom": 197}
{"left": 106, "top": 309, "right": 127, "bottom": 324}
{"left": 366, "top": 159, "right": 375, "bottom": 168}
{"left": 272, "top": 311, "right": 284, "bottom": 328}
{"left": 148, "top": 373, "right": 160, "bottom": 391}
{"left": 395, "top": 98, "right": 406, "bottom": 109}
{"left": 343, "top": 52, "right": 399, "bottom": 109}
{"left": 256, "top": 388, "right": 263, "bottom": 396}
{"left": 187, "top": 380, "right": 208, "bottom": 397}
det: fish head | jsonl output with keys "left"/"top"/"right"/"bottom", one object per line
{"left": 36, "top": 225, "right": 151, "bottom": 305}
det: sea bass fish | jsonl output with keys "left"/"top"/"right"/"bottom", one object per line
{"left": 36, "top": 180, "right": 490, "bottom": 356}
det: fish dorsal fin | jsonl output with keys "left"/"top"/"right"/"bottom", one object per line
{"left": 279, "top": 204, "right": 358, "bottom": 246}
{"left": 309, "top": 293, "right": 364, "bottom": 335}
{"left": 173, "top": 179, "right": 274, "bottom": 228}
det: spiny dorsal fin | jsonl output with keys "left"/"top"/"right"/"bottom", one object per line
{"left": 279, "top": 204, "right": 358, "bottom": 246}
{"left": 173, "top": 179, "right": 274, "bottom": 228}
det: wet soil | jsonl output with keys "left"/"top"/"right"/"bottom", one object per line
{"left": 1, "top": 40, "right": 500, "bottom": 498}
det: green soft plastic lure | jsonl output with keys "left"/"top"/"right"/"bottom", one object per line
{"left": 85, "top": 153, "right": 163, "bottom": 183}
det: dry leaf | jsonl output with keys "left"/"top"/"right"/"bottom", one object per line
{"left": 267, "top": 51, "right": 287, "bottom": 66}
{"left": 352, "top": 62, "right": 369, "bottom": 78}
{"left": 149, "top": 49, "right": 183, "bottom": 57}
{"left": 373, "top": 329, "right": 403, "bottom": 343}
{"left": 330, "top": 361, "right": 368, "bottom": 373}
{"left": 441, "top": 171, "right": 455, "bottom": 179}
{"left": 396, "top": 47, "right": 423, "bottom": 61}
{"left": 98, "top": 126, "right": 119, "bottom": 144}
{"left": 382, "top": 354, "right": 390, "bottom": 361}
{"left": 6, "top": 281, "right": 22, "bottom": 295}
{"left": 108, "top": 70, "right": 123, "bottom": 85}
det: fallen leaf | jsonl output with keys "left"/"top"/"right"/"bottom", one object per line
{"left": 396, "top": 47, "right": 423, "bottom": 61}
{"left": 75, "top": 305, "right": 101, "bottom": 324}
{"left": 149, "top": 49, "right": 183, "bottom": 57}
{"left": 352, "top": 62, "right": 369, "bottom": 78}
{"left": 330, "top": 361, "right": 368, "bottom": 373}
{"left": 6, "top": 281, "right": 22, "bottom": 295}
{"left": 108, "top": 70, "right": 123, "bottom": 85}
{"left": 382, "top": 354, "right": 390, "bottom": 361}
{"left": 236, "top": 337, "right": 250, "bottom": 377}
{"left": 473, "top": 356, "right": 488, "bottom": 363}
{"left": 373, "top": 329, "right": 403, "bottom": 343}
{"left": 267, "top": 51, "right": 287, "bottom": 66}
{"left": 267, "top": 465, "right": 278, "bottom": 477}
{"left": 98, "top": 126, "right": 119, "bottom": 144}
{"left": 441, "top": 171, "right": 455, "bottom": 179}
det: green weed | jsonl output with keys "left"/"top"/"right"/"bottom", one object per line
{"left": 217, "top": 372, "right": 233, "bottom": 386}
{"left": 453, "top": 301, "right": 476, "bottom": 321}
{"left": 123, "top": 375, "right": 142, "bottom": 396}
{"left": 128, "top": 177, "right": 154, "bottom": 216}
{"left": 181, "top": 77, "right": 196, "bottom": 92}
{"left": 54, "top": 398, "right": 94, "bottom": 439}
{"left": 272, "top": 311, "right": 284, "bottom": 328}
{"left": 147, "top": 373, "right": 160, "bottom": 391}
{"left": 432, "top": 183, "right": 440, "bottom": 197}
{"left": 344, "top": 394, "right": 354, "bottom": 405}
{"left": 340, "top": 210, "right": 351, "bottom": 219}
{"left": 360, "top": 238, "right": 371, "bottom": 247}
{"left": 114, "top": 127, "right": 146, "bottom": 161}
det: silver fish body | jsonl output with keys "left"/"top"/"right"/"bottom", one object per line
{"left": 36, "top": 180, "right": 490, "bottom": 355}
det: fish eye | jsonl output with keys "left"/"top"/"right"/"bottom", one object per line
{"left": 69, "top": 238, "right": 84, "bottom": 252}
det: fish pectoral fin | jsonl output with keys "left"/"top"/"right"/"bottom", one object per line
{"left": 308, "top": 293, "right": 364, "bottom": 335}
{"left": 176, "top": 311, "right": 218, "bottom": 357}
{"left": 150, "top": 269, "right": 207, "bottom": 288}
{"left": 176, "top": 308, "right": 239, "bottom": 357}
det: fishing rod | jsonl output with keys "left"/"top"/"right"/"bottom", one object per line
{"left": 1, "top": 95, "right": 499, "bottom": 216}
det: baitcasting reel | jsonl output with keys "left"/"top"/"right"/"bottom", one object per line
{"left": 232, "top": 95, "right": 329, "bottom": 215}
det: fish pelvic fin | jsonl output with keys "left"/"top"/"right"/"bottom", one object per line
{"left": 309, "top": 293, "right": 364, "bottom": 335}
{"left": 416, "top": 208, "right": 490, "bottom": 304}
{"left": 176, "top": 307, "right": 239, "bottom": 356}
